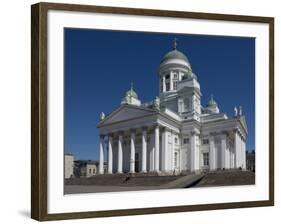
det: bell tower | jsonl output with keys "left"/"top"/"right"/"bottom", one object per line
{"left": 158, "top": 39, "right": 201, "bottom": 118}
{"left": 158, "top": 38, "right": 191, "bottom": 96}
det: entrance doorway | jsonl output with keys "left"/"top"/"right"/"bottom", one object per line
{"left": 135, "top": 153, "right": 139, "bottom": 172}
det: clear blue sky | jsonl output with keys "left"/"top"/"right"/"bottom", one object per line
{"left": 64, "top": 28, "right": 255, "bottom": 160}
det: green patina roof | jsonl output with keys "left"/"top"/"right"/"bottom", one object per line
{"left": 125, "top": 83, "right": 138, "bottom": 99}
{"left": 207, "top": 94, "right": 217, "bottom": 107}
{"left": 161, "top": 38, "right": 189, "bottom": 64}
{"left": 161, "top": 49, "right": 189, "bottom": 64}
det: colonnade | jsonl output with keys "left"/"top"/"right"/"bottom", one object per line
{"left": 99, "top": 125, "right": 163, "bottom": 174}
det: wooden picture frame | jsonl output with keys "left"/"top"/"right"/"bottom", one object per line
{"left": 31, "top": 2, "right": 274, "bottom": 221}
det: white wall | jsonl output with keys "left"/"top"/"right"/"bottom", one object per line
{"left": 0, "top": 0, "right": 280, "bottom": 224}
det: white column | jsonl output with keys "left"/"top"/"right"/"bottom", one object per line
{"left": 229, "top": 149, "right": 231, "bottom": 169}
{"left": 191, "top": 95, "right": 195, "bottom": 111}
{"left": 161, "top": 128, "right": 168, "bottom": 171}
{"left": 233, "top": 150, "right": 235, "bottom": 168}
{"left": 230, "top": 149, "right": 233, "bottom": 168}
{"left": 170, "top": 73, "right": 173, "bottom": 90}
{"left": 141, "top": 128, "right": 147, "bottom": 173}
{"left": 221, "top": 134, "right": 227, "bottom": 169}
{"left": 117, "top": 134, "right": 123, "bottom": 173}
{"left": 209, "top": 135, "right": 216, "bottom": 170}
{"left": 190, "top": 133, "right": 195, "bottom": 172}
{"left": 226, "top": 147, "right": 229, "bottom": 169}
{"left": 239, "top": 136, "right": 242, "bottom": 168}
{"left": 162, "top": 76, "right": 166, "bottom": 92}
{"left": 130, "top": 131, "right": 136, "bottom": 173}
{"left": 234, "top": 129, "right": 239, "bottom": 168}
{"left": 178, "top": 135, "right": 182, "bottom": 171}
{"left": 243, "top": 139, "right": 244, "bottom": 170}
{"left": 154, "top": 125, "right": 160, "bottom": 172}
{"left": 227, "top": 148, "right": 231, "bottom": 169}
{"left": 190, "top": 131, "right": 199, "bottom": 172}
{"left": 238, "top": 136, "right": 242, "bottom": 168}
{"left": 241, "top": 137, "right": 246, "bottom": 169}
{"left": 99, "top": 135, "right": 104, "bottom": 174}
{"left": 240, "top": 138, "right": 243, "bottom": 168}
{"left": 228, "top": 148, "right": 231, "bottom": 168}
{"left": 171, "top": 132, "right": 175, "bottom": 171}
{"left": 149, "top": 132, "right": 155, "bottom": 172}
{"left": 108, "top": 135, "right": 113, "bottom": 174}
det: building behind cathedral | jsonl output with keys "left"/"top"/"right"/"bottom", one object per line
{"left": 97, "top": 40, "right": 247, "bottom": 175}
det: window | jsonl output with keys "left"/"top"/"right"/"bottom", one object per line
{"left": 165, "top": 74, "right": 170, "bottom": 80}
{"left": 173, "top": 81, "right": 178, "bottom": 90}
{"left": 166, "top": 82, "right": 170, "bottom": 91}
{"left": 203, "top": 153, "right": 209, "bottom": 166}
{"left": 183, "top": 98, "right": 190, "bottom": 112}
{"left": 183, "top": 138, "right": 189, "bottom": 144}
{"left": 173, "top": 73, "right": 178, "bottom": 79}
{"left": 174, "top": 137, "right": 178, "bottom": 144}
{"left": 203, "top": 139, "right": 209, "bottom": 145}
{"left": 89, "top": 169, "right": 91, "bottom": 173}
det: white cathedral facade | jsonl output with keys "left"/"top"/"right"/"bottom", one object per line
{"left": 97, "top": 40, "right": 247, "bottom": 175}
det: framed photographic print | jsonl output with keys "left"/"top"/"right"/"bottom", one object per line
{"left": 31, "top": 2, "right": 274, "bottom": 221}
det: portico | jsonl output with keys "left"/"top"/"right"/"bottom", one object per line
{"left": 98, "top": 121, "right": 180, "bottom": 174}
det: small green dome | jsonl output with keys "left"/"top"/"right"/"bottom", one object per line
{"left": 125, "top": 83, "right": 138, "bottom": 99}
{"left": 126, "top": 89, "right": 138, "bottom": 98}
{"left": 161, "top": 49, "right": 189, "bottom": 64}
{"left": 207, "top": 95, "right": 217, "bottom": 107}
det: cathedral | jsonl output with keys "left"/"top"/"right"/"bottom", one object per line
{"left": 97, "top": 40, "right": 247, "bottom": 175}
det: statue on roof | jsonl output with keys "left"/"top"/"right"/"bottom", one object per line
{"left": 239, "top": 106, "right": 243, "bottom": 116}
{"left": 234, "top": 106, "right": 238, "bottom": 117}
{"left": 100, "top": 112, "right": 105, "bottom": 120}
{"left": 153, "top": 96, "right": 160, "bottom": 110}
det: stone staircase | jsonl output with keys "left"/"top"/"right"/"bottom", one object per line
{"left": 65, "top": 173, "right": 182, "bottom": 186}
{"left": 193, "top": 170, "right": 255, "bottom": 187}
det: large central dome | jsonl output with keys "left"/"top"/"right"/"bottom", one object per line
{"left": 159, "top": 39, "right": 191, "bottom": 70}
{"left": 161, "top": 49, "right": 189, "bottom": 64}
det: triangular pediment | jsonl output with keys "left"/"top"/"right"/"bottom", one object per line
{"left": 97, "top": 105, "right": 156, "bottom": 127}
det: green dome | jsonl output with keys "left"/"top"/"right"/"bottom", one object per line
{"left": 207, "top": 95, "right": 217, "bottom": 107}
{"left": 161, "top": 49, "right": 189, "bottom": 64}
{"left": 126, "top": 89, "right": 138, "bottom": 98}
{"left": 126, "top": 83, "right": 138, "bottom": 98}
